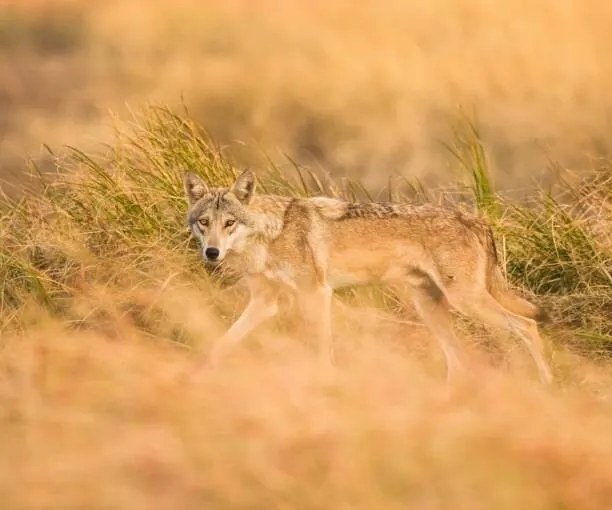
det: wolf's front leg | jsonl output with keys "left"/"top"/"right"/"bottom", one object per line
{"left": 299, "top": 283, "right": 334, "bottom": 364}
{"left": 209, "top": 276, "right": 279, "bottom": 366}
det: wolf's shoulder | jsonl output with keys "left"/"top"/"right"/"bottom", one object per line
{"left": 249, "top": 194, "right": 293, "bottom": 215}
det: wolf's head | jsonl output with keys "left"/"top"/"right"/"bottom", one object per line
{"left": 183, "top": 170, "right": 255, "bottom": 264}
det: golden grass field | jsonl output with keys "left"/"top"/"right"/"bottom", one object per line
{"left": 1, "top": 2, "right": 612, "bottom": 509}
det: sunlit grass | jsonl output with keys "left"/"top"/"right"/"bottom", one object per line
{"left": 1, "top": 107, "right": 610, "bottom": 353}
{"left": 0, "top": 107, "right": 611, "bottom": 510}
{"left": 2, "top": 3, "right": 612, "bottom": 506}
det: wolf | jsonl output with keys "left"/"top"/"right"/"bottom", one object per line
{"left": 184, "top": 170, "right": 552, "bottom": 383}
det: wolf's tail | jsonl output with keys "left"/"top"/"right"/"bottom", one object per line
{"left": 475, "top": 221, "right": 549, "bottom": 323}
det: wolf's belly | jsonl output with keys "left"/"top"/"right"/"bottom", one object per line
{"left": 326, "top": 269, "right": 368, "bottom": 289}
{"left": 325, "top": 244, "right": 395, "bottom": 288}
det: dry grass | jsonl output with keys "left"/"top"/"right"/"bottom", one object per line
{"left": 0, "top": 107, "right": 611, "bottom": 509}
{"left": 2, "top": 312, "right": 612, "bottom": 510}
{"left": 2, "top": 2, "right": 612, "bottom": 507}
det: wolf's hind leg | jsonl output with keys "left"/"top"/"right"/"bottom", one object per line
{"left": 451, "top": 290, "right": 552, "bottom": 384}
{"left": 394, "top": 268, "right": 466, "bottom": 383}
{"left": 209, "top": 275, "right": 279, "bottom": 366}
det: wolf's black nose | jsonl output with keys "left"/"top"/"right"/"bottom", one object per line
{"left": 205, "top": 247, "right": 220, "bottom": 260}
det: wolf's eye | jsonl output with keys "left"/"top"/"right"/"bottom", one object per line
{"left": 198, "top": 218, "right": 209, "bottom": 228}
{"left": 225, "top": 219, "right": 236, "bottom": 228}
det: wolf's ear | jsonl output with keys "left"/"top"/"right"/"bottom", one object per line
{"left": 184, "top": 172, "right": 208, "bottom": 205}
{"left": 230, "top": 170, "right": 256, "bottom": 205}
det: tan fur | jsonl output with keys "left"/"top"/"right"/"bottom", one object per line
{"left": 184, "top": 171, "right": 553, "bottom": 383}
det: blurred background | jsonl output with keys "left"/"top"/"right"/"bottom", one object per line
{"left": 2, "top": 0, "right": 612, "bottom": 194}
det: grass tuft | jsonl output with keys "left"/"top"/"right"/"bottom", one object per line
{"left": 0, "top": 106, "right": 610, "bottom": 354}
